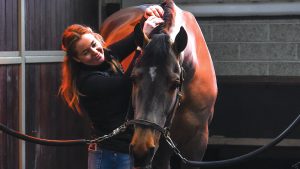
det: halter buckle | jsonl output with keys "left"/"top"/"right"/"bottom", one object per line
{"left": 163, "top": 127, "right": 171, "bottom": 137}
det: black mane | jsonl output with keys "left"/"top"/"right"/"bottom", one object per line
{"left": 149, "top": 1, "right": 174, "bottom": 37}
{"left": 138, "top": 34, "right": 171, "bottom": 68}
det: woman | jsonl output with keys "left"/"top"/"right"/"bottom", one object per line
{"left": 59, "top": 5, "right": 164, "bottom": 169}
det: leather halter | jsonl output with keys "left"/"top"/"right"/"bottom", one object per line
{"left": 126, "top": 65, "right": 184, "bottom": 136}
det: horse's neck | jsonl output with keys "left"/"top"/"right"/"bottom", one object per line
{"left": 165, "top": 4, "right": 196, "bottom": 81}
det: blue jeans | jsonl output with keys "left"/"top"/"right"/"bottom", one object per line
{"left": 88, "top": 146, "right": 132, "bottom": 169}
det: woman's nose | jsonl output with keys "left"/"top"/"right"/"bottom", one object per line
{"left": 90, "top": 47, "right": 98, "bottom": 55}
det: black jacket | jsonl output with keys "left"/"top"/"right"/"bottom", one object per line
{"left": 77, "top": 32, "right": 136, "bottom": 153}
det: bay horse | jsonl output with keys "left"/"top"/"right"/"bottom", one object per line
{"left": 100, "top": 1, "right": 218, "bottom": 168}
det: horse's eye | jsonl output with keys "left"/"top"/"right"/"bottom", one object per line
{"left": 130, "top": 74, "right": 142, "bottom": 85}
{"left": 170, "top": 79, "right": 181, "bottom": 90}
{"left": 130, "top": 75, "right": 137, "bottom": 84}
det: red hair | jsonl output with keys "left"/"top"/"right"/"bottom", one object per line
{"left": 59, "top": 24, "right": 104, "bottom": 114}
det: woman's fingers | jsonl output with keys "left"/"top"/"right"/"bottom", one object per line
{"left": 144, "top": 5, "right": 164, "bottom": 18}
{"left": 146, "top": 17, "right": 164, "bottom": 27}
{"left": 147, "top": 15, "right": 157, "bottom": 21}
{"left": 152, "top": 18, "right": 164, "bottom": 25}
{"left": 156, "top": 5, "right": 164, "bottom": 17}
{"left": 143, "top": 17, "right": 164, "bottom": 37}
{"left": 143, "top": 5, "right": 165, "bottom": 37}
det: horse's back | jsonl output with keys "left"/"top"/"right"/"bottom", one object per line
{"left": 100, "top": 6, "right": 146, "bottom": 44}
{"left": 99, "top": 6, "right": 147, "bottom": 68}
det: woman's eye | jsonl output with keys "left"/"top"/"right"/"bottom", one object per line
{"left": 83, "top": 51, "right": 89, "bottom": 56}
{"left": 91, "top": 42, "right": 97, "bottom": 48}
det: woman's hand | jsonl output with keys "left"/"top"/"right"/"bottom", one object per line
{"left": 143, "top": 5, "right": 164, "bottom": 37}
{"left": 143, "top": 16, "right": 164, "bottom": 37}
{"left": 144, "top": 5, "right": 164, "bottom": 19}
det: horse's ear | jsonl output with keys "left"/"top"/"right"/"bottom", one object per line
{"left": 173, "top": 26, "right": 188, "bottom": 54}
{"left": 134, "top": 23, "right": 149, "bottom": 48}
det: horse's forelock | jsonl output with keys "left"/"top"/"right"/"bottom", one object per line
{"left": 140, "top": 34, "right": 172, "bottom": 68}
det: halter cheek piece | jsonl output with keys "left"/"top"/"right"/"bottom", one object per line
{"left": 125, "top": 65, "right": 185, "bottom": 137}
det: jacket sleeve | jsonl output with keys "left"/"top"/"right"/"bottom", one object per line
{"left": 107, "top": 32, "right": 137, "bottom": 62}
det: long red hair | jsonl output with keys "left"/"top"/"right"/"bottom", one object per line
{"left": 59, "top": 24, "right": 104, "bottom": 114}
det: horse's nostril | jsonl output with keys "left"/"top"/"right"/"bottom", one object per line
{"left": 130, "top": 128, "right": 157, "bottom": 167}
{"left": 131, "top": 146, "right": 156, "bottom": 168}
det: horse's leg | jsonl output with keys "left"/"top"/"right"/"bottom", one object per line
{"left": 171, "top": 108, "right": 211, "bottom": 169}
{"left": 179, "top": 125, "right": 209, "bottom": 169}
{"left": 152, "top": 138, "right": 173, "bottom": 169}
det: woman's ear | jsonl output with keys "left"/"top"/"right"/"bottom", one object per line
{"left": 134, "top": 23, "right": 149, "bottom": 48}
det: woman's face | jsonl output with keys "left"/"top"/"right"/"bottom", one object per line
{"left": 74, "top": 33, "right": 105, "bottom": 66}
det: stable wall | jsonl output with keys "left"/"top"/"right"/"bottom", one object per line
{"left": 0, "top": 0, "right": 98, "bottom": 169}
{"left": 202, "top": 16, "right": 300, "bottom": 76}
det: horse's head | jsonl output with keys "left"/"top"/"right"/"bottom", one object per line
{"left": 129, "top": 24, "right": 187, "bottom": 168}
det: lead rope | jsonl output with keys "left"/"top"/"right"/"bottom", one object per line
{"left": 1, "top": 112, "right": 300, "bottom": 167}
{"left": 0, "top": 122, "right": 126, "bottom": 146}
{"left": 163, "top": 112, "right": 300, "bottom": 168}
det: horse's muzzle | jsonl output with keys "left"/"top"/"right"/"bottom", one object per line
{"left": 130, "top": 146, "right": 155, "bottom": 168}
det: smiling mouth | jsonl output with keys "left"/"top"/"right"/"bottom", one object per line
{"left": 95, "top": 53, "right": 103, "bottom": 60}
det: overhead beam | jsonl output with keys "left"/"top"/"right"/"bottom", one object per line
{"left": 121, "top": 1, "right": 300, "bottom": 17}
{"left": 179, "top": 2, "right": 300, "bottom": 17}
